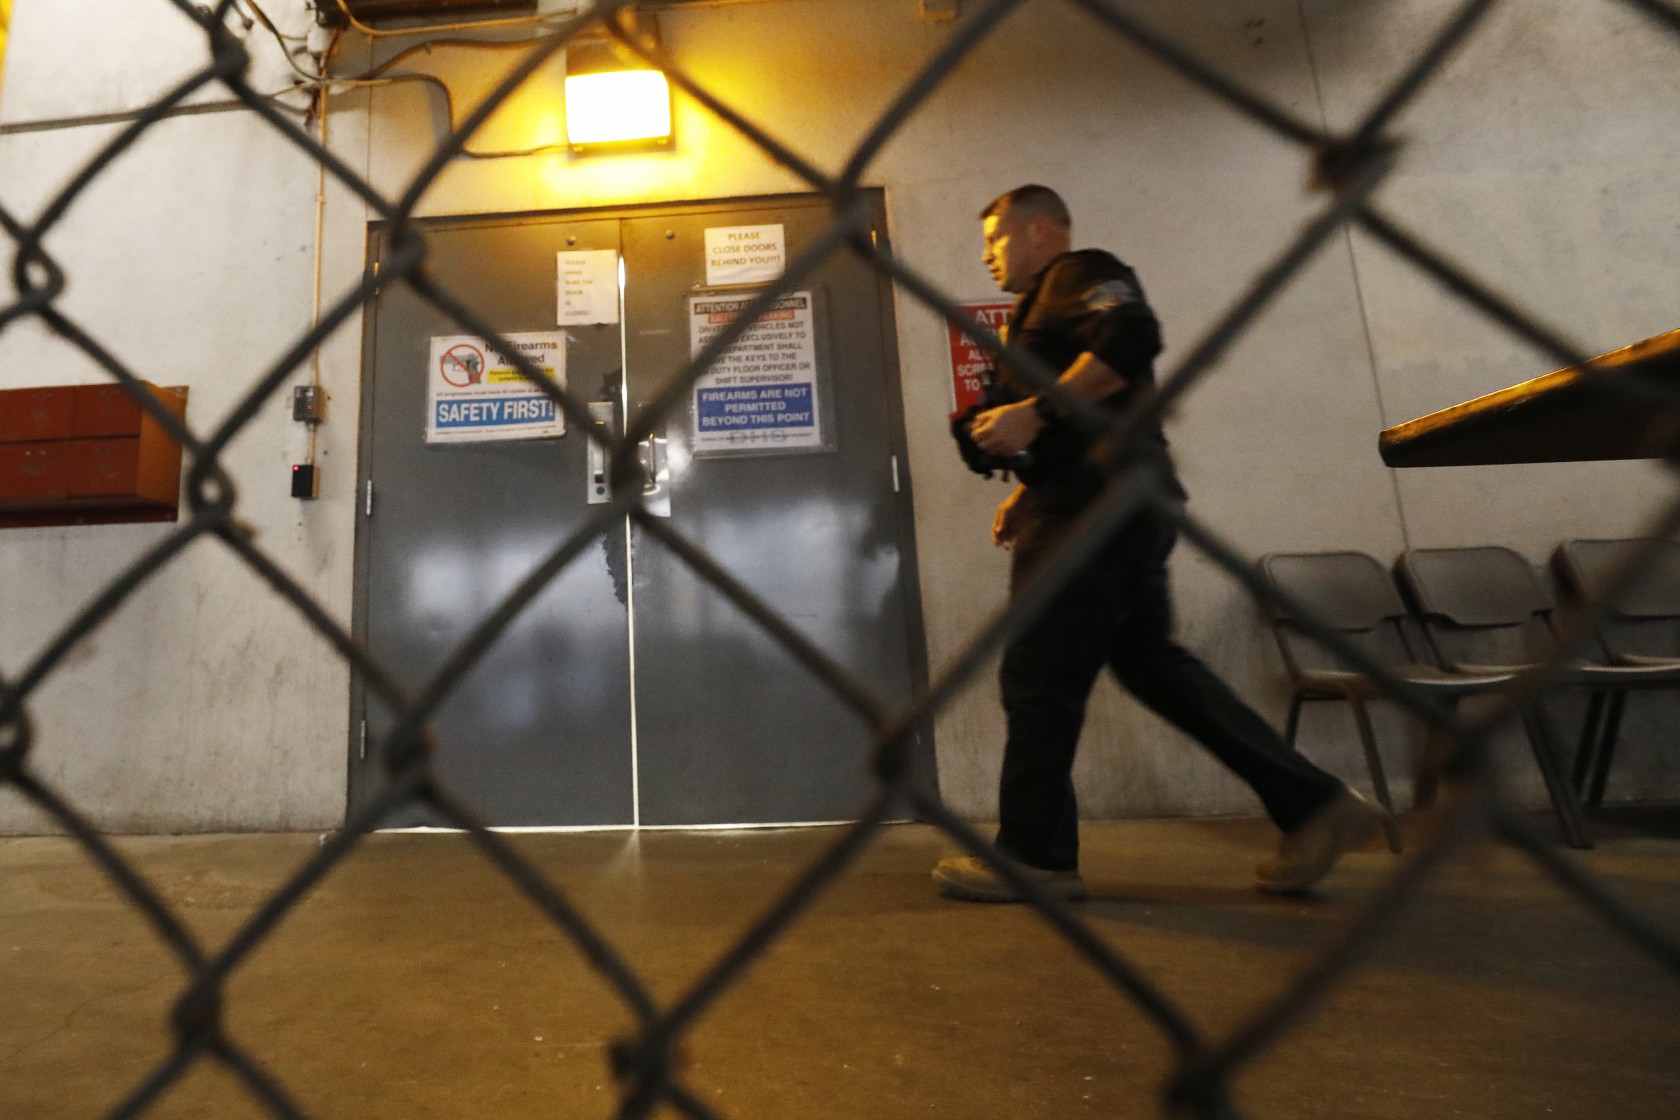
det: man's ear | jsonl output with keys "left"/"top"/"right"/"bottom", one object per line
{"left": 1025, "top": 215, "right": 1053, "bottom": 245}
{"left": 1027, "top": 215, "right": 1066, "bottom": 252}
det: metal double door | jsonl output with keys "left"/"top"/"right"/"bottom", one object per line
{"left": 351, "top": 195, "right": 929, "bottom": 828}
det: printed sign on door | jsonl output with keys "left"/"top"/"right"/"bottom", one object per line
{"left": 557, "top": 250, "right": 619, "bottom": 326}
{"left": 688, "top": 292, "right": 823, "bottom": 456}
{"left": 703, "top": 224, "right": 786, "bottom": 286}
{"left": 425, "top": 331, "right": 568, "bottom": 444}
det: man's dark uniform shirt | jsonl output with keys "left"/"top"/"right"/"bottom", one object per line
{"left": 995, "top": 249, "right": 1186, "bottom": 513}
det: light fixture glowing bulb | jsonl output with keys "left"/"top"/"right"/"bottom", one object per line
{"left": 564, "top": 69, "right": 672, "bottom": 148}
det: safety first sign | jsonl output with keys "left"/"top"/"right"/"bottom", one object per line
{"left": 425, "top": 331, "right": 568, "bottom": 444}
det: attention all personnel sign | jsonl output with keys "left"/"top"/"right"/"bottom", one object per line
{"left": 425, "top": 331, "right": 568, "bottom": 444}
{"left": 688, "top": 292, "right": 824, "bottom": 456}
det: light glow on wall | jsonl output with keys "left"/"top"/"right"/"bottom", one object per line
{"left": 564, "top": 69, "right": 672, "bottom": 148}
{"left": 0, "top": 0, "right": 11, "bottom": 92}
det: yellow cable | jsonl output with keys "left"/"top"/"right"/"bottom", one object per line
{"left": 330, "top": 0, "right": 580, "bottom": 39}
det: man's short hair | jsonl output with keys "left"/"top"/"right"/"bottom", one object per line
{"left": 979, "top": 184, "right": 1071, "bottom": 229}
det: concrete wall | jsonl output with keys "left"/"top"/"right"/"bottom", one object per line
{"left": 2, "top": 0, "right": 1677, "bottom": 833}
{"left": 1303, "top": 0, "right": 1680, "bottom": 804}
{"left": 0, "top": 0, "right": 349, "bottom": 832}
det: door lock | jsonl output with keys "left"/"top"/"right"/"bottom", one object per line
{"left": 586, "top": 402, "right": 615, "bottom": 504}
{"left": 589, "top": 405, "right": 671, "bottom": 517}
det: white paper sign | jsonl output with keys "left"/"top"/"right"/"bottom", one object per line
{"left": 703, "top": 224, "right": 785, "bottom": 286}
{"left": 426, "top": 331, "right": 567, "bottom": 444}
{"left": 689, "top": 291, "right": 822, "bottom": 455}
{"left": 557, "top": 250, "right": 620, "bottom": 326}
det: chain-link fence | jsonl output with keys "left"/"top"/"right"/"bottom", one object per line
{"left": 3, "top": 0, "right": 1680, "bottom": 1116}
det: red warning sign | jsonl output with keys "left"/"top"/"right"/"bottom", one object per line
{"left": 946, "top": 301, "right": 1014, "bottom": 414}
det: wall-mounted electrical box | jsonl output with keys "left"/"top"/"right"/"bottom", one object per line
{"left": 291, "top": 463, "right": 320, "bottom": 500}
{"left": 314, "top": 0, "right": 537, "bottom": 25}
{"left": 293, "top": 385, "right": 324, "bottom": 424}
{"left": 0, "top": 383, "right": 189, "bottom": 529}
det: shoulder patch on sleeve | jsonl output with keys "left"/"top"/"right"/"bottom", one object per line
{"left": 1083, "top": 277, "right": 1138, "bottom": 313}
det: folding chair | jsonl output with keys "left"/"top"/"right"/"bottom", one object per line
{"left": 1259, "top": 551, "right": 1519, "bottom": 854}
{"left": 1395, "top": 546, "right": 1679, "bottom": 849}
{"left": 1553, "top": 538, "right": 1680, "bottom": 804}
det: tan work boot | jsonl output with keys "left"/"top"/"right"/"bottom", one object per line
{"left": 932, "top": 854, "right": 1085, "bottom": 903}
{"left": 1255, "top": 786, "right": 1384, "bottom": 895}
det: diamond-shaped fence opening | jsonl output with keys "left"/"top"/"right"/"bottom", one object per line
{"left": 2, "top": 0, "right": 1680, "bottom": 1117}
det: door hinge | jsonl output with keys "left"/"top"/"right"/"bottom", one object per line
{"left": 364, "top": 479, "right": 374, "bottom": 517}
{"left": 891, "top": 454, "right": 901, "bottom": 494}
{"left": 358, "top": 719, "right": 368, "bottom": 761}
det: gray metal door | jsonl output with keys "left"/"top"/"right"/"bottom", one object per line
{"left": 621, "top": 200, "right": 925, "bottom": 825}
{"left": 353, "top": 216, "right": 635, "bottom": 828}
{"left": 351, "top": 194, "right": 929, "bottom": 828}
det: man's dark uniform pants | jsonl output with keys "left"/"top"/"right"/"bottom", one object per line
{"left": 996, "top": 505, "right": 1343, "bottom": 872}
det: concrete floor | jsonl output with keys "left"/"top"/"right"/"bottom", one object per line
{"left": 3, "top": 810, "right": 1679, "bottom": 1120}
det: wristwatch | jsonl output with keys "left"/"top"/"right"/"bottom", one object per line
{"left": 1031, "top": 394, "right": 1059, "bottom": 423}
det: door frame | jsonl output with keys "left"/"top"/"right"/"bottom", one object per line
{"left": 347, "top": 189, "right": 935, "bottom": 826}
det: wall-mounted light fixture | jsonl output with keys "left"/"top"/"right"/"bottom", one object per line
{"left": 565, "top": 12, "right": 672, "bottom": 153}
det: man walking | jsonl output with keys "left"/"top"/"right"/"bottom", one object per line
{"left": 934, "top": 185, "right": 1380, "bottom": 902}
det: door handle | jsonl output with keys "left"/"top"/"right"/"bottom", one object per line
{"left": 588, "top": 403, "right": 670, "bottom": 517}
{"left": 638, "top": 432, "right": 672, "bottom": 518}
{"left": 637, "top": 439, "right": 658, "bottom": 494}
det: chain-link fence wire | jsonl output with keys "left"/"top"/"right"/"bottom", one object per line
{"left": 2, "top": 0, "right": 1680, "bottom": 1115}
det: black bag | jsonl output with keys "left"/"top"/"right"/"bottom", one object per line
{"left": 949, "top": 370, "right": 1032, "bottom": 480}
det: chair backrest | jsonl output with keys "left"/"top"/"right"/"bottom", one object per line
{"left": 1397, "top": 546, "right": 1554, "bottom": 667}
{"left": 1260, "top": 551, "right": 1407, "bottom": 631}
{"left": 1556, "top": 538, "right": 1680, "bottom": 660}
{"left": 1259, "top": 551, "right": 1418, "bottom": 677}
{"left": 1558, "top": 538, "right": 1680, "bottom": 619}
{"left": 1398, "top": 546, "right": 1552, "bottom": 625}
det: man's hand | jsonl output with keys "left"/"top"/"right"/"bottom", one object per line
{"left": 970, "top": 400, "right": 1045, "bottom": 457}
{"left": 992, "top": 485, "right": 1030, "bottom": 549}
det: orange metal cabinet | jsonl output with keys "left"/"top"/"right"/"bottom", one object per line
{"left": 71, "top": 383, "right": 146, "bottom": 438}
{"left": 0, "top": 383, "right": 188, "bottom": 528}
{"left": 0, "top": 443, "right": 72, "bottom": 504}
{"left": 0, "top": 387, "right": 76, "bottom": 442}
{"left": 68, "top": 438, "right": 144, "bottom": 498}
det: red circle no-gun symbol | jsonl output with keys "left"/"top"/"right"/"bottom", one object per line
{"left": 440, "top": 344, "right": 485, "bottom": 388}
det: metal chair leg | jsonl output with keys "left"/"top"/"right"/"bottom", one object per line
{"left": 1283, "top": 692, "right": 1304, "bottom": 748}
{"left": 1573, "top": 691, "right": 1607, "bottom": 794}
{"left": 1520, "top": 703, "right": 1593, "bottom": 849}
{"left": 1587, "top": 692, "right": 1626, "bottom": 806}
{"left": 1411, "top": 697, "right": 1457, "bottom": 811}
{"left": 1350, "top": 697, "right": 1403, "bottom": 853}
